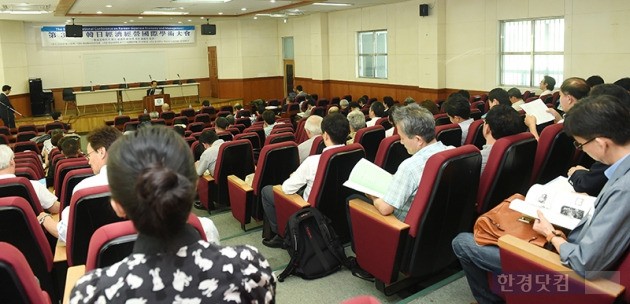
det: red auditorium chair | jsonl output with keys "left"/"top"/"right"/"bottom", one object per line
{"left": 463, "top": 119, "right": 485, "bottom": 150}
{"left": 264, "top": 132, "right": 295, "bottom": 146}
{"left": 373, "top": 135, "right": 411, "bottom": 175}
{"left": 435, "top": 123, "right": 462, "bottom": 147}
{"left": 529, "top": 123, "right": 576, "bottom": 185}
{"left": 477, "top": 132, "right": 537, "bottom": 214}
{"left": 0, "top": 242, "right": 52, "bottom": 303}
{"left": 273, "top": 143, "right": 365, "bottom": 242}
{"left": 348, "top": 145, "right": 481, "bottom": 294}
{"left": 197, "top": 139, "right": 255, "bottom": 211}
{"left": 66, "top": 185, "right": 123, "bottom": 266}
{"left": 228, "top": 141, "right": 300, "bottom": 230}
{"left": 353, "top": 125, "right": 385, "bottom": 162}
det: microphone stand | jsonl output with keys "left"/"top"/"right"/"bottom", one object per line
{"left": 178, "top": 75, "right": 189, "bottom": 107}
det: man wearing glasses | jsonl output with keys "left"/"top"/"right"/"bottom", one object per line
{"left": 39, "top": 126, "right": 122, "bottom": 242}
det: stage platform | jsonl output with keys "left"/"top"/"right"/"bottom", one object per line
{"left": 15, "top": 97, "right": 243, "bottom": 134}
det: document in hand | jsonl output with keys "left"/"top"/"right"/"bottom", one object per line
{"left": 509, "top": 176, "right": 595, "bottom": 230}
{"left": 343, "top": 158, "right": 393, "bottom": 198}
{"left": 519, "top": 99, "right": 555, "bottom": 125}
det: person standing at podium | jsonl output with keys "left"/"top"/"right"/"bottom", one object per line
{"left": 0, "top": 85, "right": 16, "bottom": 128}
{"left": 146, "top": 80, "right": 161, "bottom": 96}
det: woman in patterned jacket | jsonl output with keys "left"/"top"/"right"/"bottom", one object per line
{"left": 70, "top": 126, "right": 276, "bottom": 303}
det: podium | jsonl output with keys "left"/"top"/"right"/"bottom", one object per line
{"left": 143, "top": 94, "right": 170, "bottom": 113}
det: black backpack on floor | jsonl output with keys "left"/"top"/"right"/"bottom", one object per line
{"left": 278, "top": 208, "right": 347, "bottom": 282}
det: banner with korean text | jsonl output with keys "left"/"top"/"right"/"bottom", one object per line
{"left": 41, "top": 25, "right": 195, "bottom": 47}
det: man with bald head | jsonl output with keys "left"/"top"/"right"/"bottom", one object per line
{"left": 298, "top": 115, "right": 323, "bottom": 163}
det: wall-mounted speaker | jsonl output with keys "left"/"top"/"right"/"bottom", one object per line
{"left": 419, "top": 4, "right": 429, "bottom": 17}
{"left": 201, "top": 24, "right": 216, "bottom": 35}
{"left": 65, "top": 24, "right": 83, "bottom": 37}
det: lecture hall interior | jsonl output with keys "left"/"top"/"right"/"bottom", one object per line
{"left": 0, "top": 0, "right": 629, "bottom": 303}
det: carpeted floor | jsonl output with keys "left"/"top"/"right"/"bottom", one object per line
{"left": 192, "top": 207, "right": 477, "bottom": 304}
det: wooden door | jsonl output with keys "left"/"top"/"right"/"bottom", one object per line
{"left": 208, "top": 46, "right": 219, "bottom": 98}
{"left": 283, "top": 60, "right": 294, "bottom": 98}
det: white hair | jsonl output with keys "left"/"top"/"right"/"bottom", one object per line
{"left": 0, "top": 145, "right": 14, "bottom": 170}
{"left": 347, "top": 111, "right": 366, "bottom": 132}
{"left": 304, "top": 115, "right": 323, "bottom": 135}
{"left": 339, "top": 99, "right": 349, "bottom": 107}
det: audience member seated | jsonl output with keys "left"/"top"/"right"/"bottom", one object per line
{"left": 46, "top": 136, "right": 82, "bottom": 186}
{"left": 385, "top": 105, "right": 401, "bottom": 137}
{"left": 485, "top": 88, "right": 511, "bottom": 115}
{"left": 298, "top": 115, "right": 323, "bottom": 163}
{"left": 366, "top": 102, "right": 385, "bottom": 127}
{"left": 347, "top": 110, "right": 366, "bottom": 145}
{"left": 328, "top": 105, "right": 340, "bottom": 115}
{"left": 443, "top": 94, "right": 474, "bottom": 146}
{"left": 349, "top": 101, "right": 361, "bottom": 113}
{"left": 0, "top": 145, "right": 60, "bottom": 214}
{"left": 479, "top": 105, "right": 526, "bottom": 173}
{"left": 262, "top": 110, "right": 276, "bottom": 137}
{"left": 40, "top": 126, "right": 122, "bottom": 242}
{"left": 161, "top": 103, "right": 170, "bottom": 112}
{"left": 586, "top": 75, "right": 604, "bottom": 88}
{"left": 419, "top": 100, "right": 439, "bottom": 115}
{"left": 539, "top": 75, "right": 556, "bottom": 96}
{"left": 42, "top": 129, "right": 64, "bottom": 170}
{"left": 507, "top": 87, "right": 525, "bottom": 111}
{"left": 525, "top": 77, "right": 590, "bottom": 140}
{"left": 260, "top": 113, "right": 349, "bottom": 248}
{"left": 452, "top": 95, "right": 630, "bottom": 304}
{"left": 195, "top": 130, "right": 225, "bottom": 177}
{"left": 69, "top": 126, "right": 275, "bottom": 303}
{"left": 383, "top": 96, "right": 395, "bottom": 116}
{"left": 214, "top": 117, "right": 229, "bottom": 133}
{"left": 339, "top": 99, "right": 350, "bottom": 115}
{"left": 357, "top": 104, "right": 452, "bottom": 221}
{"left": 403, "top": 96, "right": 416, "bottom": 106}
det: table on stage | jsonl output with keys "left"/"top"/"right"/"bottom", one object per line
{"left": 74, "top": 89, "right": 119, "bottom": 114}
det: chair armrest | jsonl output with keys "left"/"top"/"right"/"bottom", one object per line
{"left": 53, "top": 240, "right": 67, "bottom": 263}
{"left": 62, "top": 265, "right": 86, "bottom": 304}
{"left": 227, "top": 175, "right": 254, "bottom": 226}
{"left": 197, "top": 174, "right": 215, "bottom": 209}
{"left": 348, "top": 198, "right": 410, "bottom": 284}
{"left": 273, "top": 184, "right": 310, "bottom": 237}
{"left": 498, "top": 235, "right": 624, "bottom": 303}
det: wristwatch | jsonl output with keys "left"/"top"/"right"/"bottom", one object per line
{"left": 38, "top": 214, "right": 51, "bottom": 225}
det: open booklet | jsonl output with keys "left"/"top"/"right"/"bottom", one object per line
{"left": 519, "top": 99, "right": 555, "bottom": 125}
{"left": 343, "top": 158, "right": 393, "bottom": 198}
{"left": 509, "top": 176, "right": 596, "bottom": 230}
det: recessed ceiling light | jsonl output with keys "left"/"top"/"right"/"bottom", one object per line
{"left": 187, "top": 19, "right": 192, "bottom": 22}
{"left": 130, "top": 20, "right": 134, "bottom": 22}
{"left": 270, "top": 0, "right": 275, "bottom": 2}
{"left": 142, "top": 11, "right": 189, "bottom": 15}
{"left": 312, "top": 2, "right": 352, "bottom": 6}
{"left": 124, "top": 21, "right": 128, "bottom": 24}
{"left": 105, "top": 5, "right": 112, "bottom": 8}
{"left": 178, "top": 21, "right": 182, "bottom": 24}
{"left": 241, "top": 7, "right": 247, "bottom": 11}
{"left": 218, "top": 12, "right": 223, "bottom": 15}
{"left": 138, "top": 16, "right": 143, "bottom": 19}
{"left": 96, "top": 11, "right": 102, "bottom": 14}
{"left": 171, "top": 0, "right": 231, "bottom": 3}
{"left": 254, "top": 16, "right": 257, "bottom": 19}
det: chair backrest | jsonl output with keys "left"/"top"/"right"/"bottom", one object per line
{"left": 435, "top": 123, "right": 462, "bottom": 147}
{"left": 0, "top": 197, "right": 54, "bottom": 299}
{"left": 15, "top": 131, "right": 37, "bottom": 143}
{"left": 233, "top": 133, "right": 261, "bottom": 151}
{"left": 14, "top": 166, "right": 37, "bottom": 180}
{"left": 252, "top": 141, "right": 300, "bottom": 197}
{"left": 66, "top": 185, "right": 123, "bottom": 266}
{"left": 17, "top": 125, "right": 36, "bottom": 133}
{"left": 220, "top": 105, "right": 234, "bottom": 113}
{"left": 44, "top": 122, "right": 65, "bottom": 132}
{"left": 294, "top": 118, "right": 308, "bottom": 144}
{"left": 159, "top": 110, "right": 176, "bottom": 123}
{"left": 114, "top": 115, "right": 130, "bottom": 131}
{"left": 470, "top": 108, "right": 482, "bottom": 120}
{"left": 187, "top": 122, "right": 205, "bottom": 133}
{"left": 59, "top": 167, "right": 94, "bottom": 211}
{"left": 309, "top": 135, "right": 325, "bottom": 156}
{"left": 0, "top": 242, "right": 52, "bottom": 304}
{"left": 401, "top": 145, "right": 481, "bottom": 277}
{"left": 85, "top": 221, "right": 137, "bottom": 271}
{"left": 62, "top": 88, "right": 75, "bottom": 101}
{"left": 353, "top": 125, "right": 385, "bottom": 162}
{"left": 217, "top": 131, "right": 233, "bottom": 142}
{"left": 463, "top": 119, "right": 486, "bottom": 149}
{"left": 213, "top": 140, "right": 255, "bottom": 206}
{"left": 530, "top": 123, "right": 576, "bottom": 185}
{"left": 264, "top": 132, "right": 295, "bottom": 145}
{"left": 123, "top": 121, "right": 140, "bottom": 132}
{"left": 173, "top": 116, "right": 189, "bottom": 126}
{"left": 477, "top": 132, "right": 537, "bottom": 214}
{"left": 180, "top": 108, "right": 196, "bottom": 118}
{"left": 244, "top": 127, "right": 266, "bottom": 148}
{"left": 232, "top": 123, "right": 247, "bottom": 133}
{"left": 373, "top": 135, "right": 411, "bottom": 175}
{"left": 54, "top": 158, "right": 90, "bottom": 194}
{"left": 194, "top": 113, "right": 211, "bottom": 124}
{"left": 0, "top": 134, "right": 9, "bottom": 145}
{"left": 0, "top": 177, "right": 43, "bottom": 214}
{"left": 309, "top": 144, "right": 365, "bottom": 242}
{"left": 12, "top": 141, "right": 40, "bottom": 154}
{"left": 434, "top": 113, "right": 451, "bottom": 126}
{"left": 235, "top": 117, "right": 251, "bottom": 128}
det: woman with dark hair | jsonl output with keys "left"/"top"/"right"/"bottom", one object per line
{"left": 70, "top": 126, "right": 275, "bottom": 303}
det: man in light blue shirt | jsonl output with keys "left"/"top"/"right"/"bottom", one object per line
{"left": 372, "top": 104, "right": 452, "bottom": 221}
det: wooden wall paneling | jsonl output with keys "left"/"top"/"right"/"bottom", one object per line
{"left": 218, "top": 79, "right": 244, "bottom": 99}
{"left": 242, "top": 77, "right": 283, "bottom": 103}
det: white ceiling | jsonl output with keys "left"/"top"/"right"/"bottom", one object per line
{"left": 0, "top": 0, "right": 409, "bottom": 24}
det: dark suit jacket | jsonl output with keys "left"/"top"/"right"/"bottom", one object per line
{"left": 146, "top": 88, "right": 162, "bottom": 96}
{"left": 568, "top": 161, "right": 609, "bottom": 196}
{"left": 0, "top": 93, "right": 15, "bottom": 128}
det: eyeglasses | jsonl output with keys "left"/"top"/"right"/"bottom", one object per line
{"left": 573, "top": 138, "right": 596, "bottom": 150}
{"left": 85, "top": 150, "right": 97, "bottom": 160}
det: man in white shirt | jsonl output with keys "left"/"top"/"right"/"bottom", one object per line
{"left": 443, "top": 94, "right": 474, "bottom": 146}
{"left": 40, "top": 126, "right": 122, "bottom": 242}
{"left": 195, "top": 130, "right": 225, "bottom": 177}
{"left": 260, "top": 113, "right": 350, "bottom": 248}
{"left": 0, "top": 145, "right": 60, "bottom": 214}
{"left": 297, "top": 115, "right": 323, "bottom": 163}
{"left": 539, "top": 75, "right": 556, "bottom": 97}
{"left": 507, "top": 87, "right": 525, "bottom": 111}
{"left": 365, "top": 101, "right": 385, "bottom": 127}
